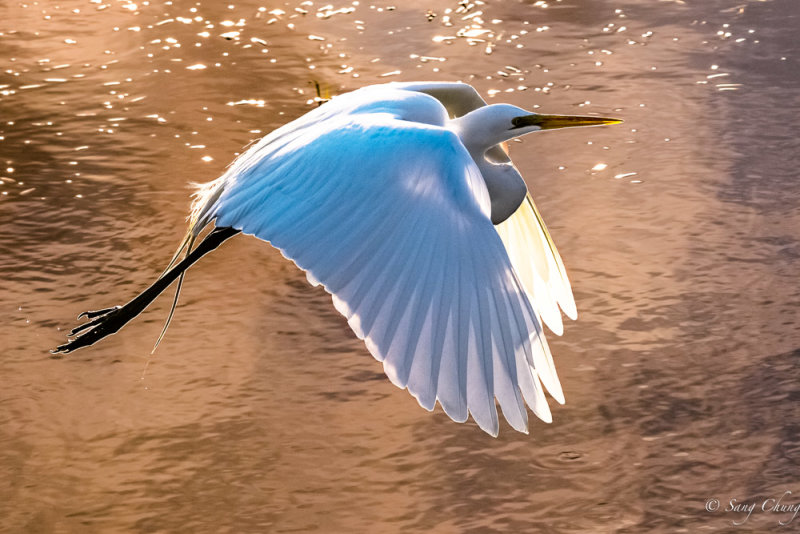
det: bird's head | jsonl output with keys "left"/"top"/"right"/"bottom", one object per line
{"left": 509, "top": 108, "right": 622, "bottom": 134}
{"left": 492, "top": 103, "right": 622, "bottom": 135}
{"left": 454, "top": 103, "right": 622, "bottom": 155}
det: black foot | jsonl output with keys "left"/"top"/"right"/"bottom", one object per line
{"left": 51, "top": 226, "right": 241, "bottom": 355}
{"left": 52, "top": 305, "right": 126, "bottom": 354}
{"left": 78, "top": 306, "right": 121, "bottom": 320}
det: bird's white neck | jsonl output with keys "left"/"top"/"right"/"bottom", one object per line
{"left": 450, "top": 107, "right": 529, "bottom": 224}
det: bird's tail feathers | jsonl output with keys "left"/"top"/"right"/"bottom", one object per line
{"left": 189, "top": 177, "right": 227, "bottom": 236}
{"left": 152, "top": 231, "right": 197, "bottom": 353}
{"left": 148, "top": 177, "right": 227, "bottom": 351}
{"left": 160, "top": 229, "right": 192, "bottom": 277}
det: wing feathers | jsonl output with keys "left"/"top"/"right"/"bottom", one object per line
{"left": 383, "top": 212, "right": 439, "bottom": 388}
{"left": 205, "top": 111, "right": 564, "bottom": 435}
{"left": 437, "top": 238, "right": 469, "bottom": 423}
{"left": 466, "top": 244, "right": 498, "bottom": 435}
{"left": 496, "top": 194, "right": 577, "bottom": 335}
{"left": 407, "top": 226, "right": 455, "bottom": 411}
{"left": 486, "top": 260, "right": 528, "bottom": 433}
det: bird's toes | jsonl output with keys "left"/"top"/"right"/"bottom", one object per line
{"left": 55, "top": 306, "right": 123, "bottom": 353}
{"left": 77, "top": 306, "right": 121, "bottom": 320}
{"left": 50, "top": 343, "right": 70, "bottom": 355}
{"left": 69, "top": 317, "right": 102, "bottom": 336}
{"left": 69, "top": 307, "right": 121, "bottom": 336}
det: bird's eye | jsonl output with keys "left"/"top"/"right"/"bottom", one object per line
{"left": 510, "top": 116, "right": 529, "bottom": 130}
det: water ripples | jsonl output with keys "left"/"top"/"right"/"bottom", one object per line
{"left": 1, "top": 0, "right": 799, "bottom": 532}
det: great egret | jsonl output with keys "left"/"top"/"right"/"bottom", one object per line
{"left": 53, "top": 82, "right": 620, "bottom": 436}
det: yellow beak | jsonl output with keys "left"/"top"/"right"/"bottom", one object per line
{"left": 513, "top": 114, "right": 623, "bottom": 130}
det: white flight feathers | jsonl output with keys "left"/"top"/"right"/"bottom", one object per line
{"left": 190, "top": 82, "right": 578, "bottom": 436}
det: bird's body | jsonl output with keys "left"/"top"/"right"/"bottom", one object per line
{"left": 54, "top": 82, "right": 620, "bottom": 436}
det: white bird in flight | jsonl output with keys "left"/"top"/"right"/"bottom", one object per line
{"left": 54, "top": 81, "right": 620, "bottom": 436}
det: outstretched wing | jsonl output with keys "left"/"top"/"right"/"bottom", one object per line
{"left": 496, "top": 194, "right": 578, "bottom": 336}
{"left": 394, "top": 82, "right": 577, "bottom": 334}
{"left": 197, "top": 113, "right": 561, "bottom": 435}
{"left": 389, "top": 81, "right": 488, "bottom": 118}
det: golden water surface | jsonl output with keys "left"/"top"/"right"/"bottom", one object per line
{"left": 1, "top": 0, "right": 799, "bottom": 532}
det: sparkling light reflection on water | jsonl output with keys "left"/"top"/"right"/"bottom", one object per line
{"left": 1, "top": 0, "right": 799, "bottom": 532}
